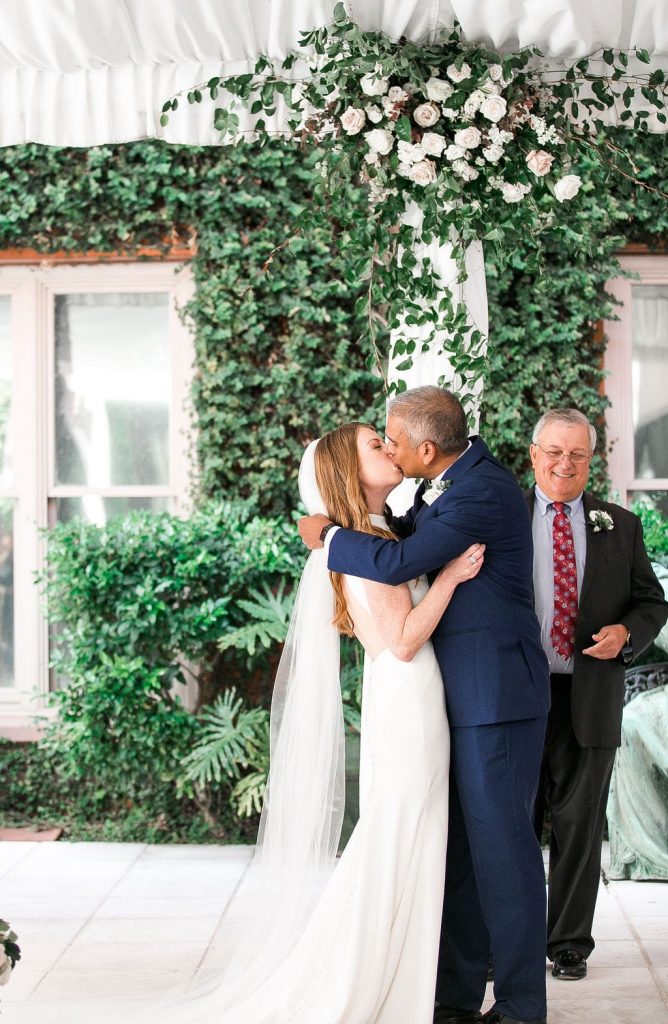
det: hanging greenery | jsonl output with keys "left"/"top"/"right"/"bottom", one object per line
{"left": 164, "top": 3, "right": 667, "bottom": 406}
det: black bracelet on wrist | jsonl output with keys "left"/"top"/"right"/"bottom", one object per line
{"left": 319, "top": 522, "right": 337, "bottom": 543}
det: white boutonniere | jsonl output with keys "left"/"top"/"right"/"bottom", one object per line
{"left": 423, "top": 478, "right": 453, "bottom": 506}
{"left": 588, "top": 509, "right": 614, "bottom": 532}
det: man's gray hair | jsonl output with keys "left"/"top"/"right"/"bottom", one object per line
{"left": 387, "top": 385, "right": 468, "bottom": 454}
{"left": 532, "top": 409, "right": 597, "bottom": 451}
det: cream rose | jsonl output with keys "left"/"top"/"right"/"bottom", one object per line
{"left": 488, "top": 64, "right": 504, "bottom": 82}
{"left": 0, "top": 951, "right": 11, "bottom": 987}
{"left": 387, "top": 86, "right": 409, "bottom": 104}
{"left": 499, "top": 181, "right": 531, "bottom": 203}
{"left": 365, "top": 104, "right": 383, "bottom": 124}
{"left": 454, "top": 126, "right": 482, "bottom": 150}
{"left": 447, "top": 62, "right": 472, "bottom": 83}
{"left": 408, "top": 159, "right": 438, "bottom": 185}
{"left": 365, "top": 128, "right": 394, "bottom": 156}
{"left": 413, "top": 102, "right": 440, "bottom": 128}
{"left": 483, "top": 144, "right": 504, "bottom": 163}
{"left": 554, "top": 174, "right": 582, "bottom": 201}
{"left": 425, "top": 77, "right": 454, "bottom": 102}
{"left": 526, "top": 149, "right": 554, "bottom": 177}
{"left": 340, "top": 107, "right": 366, "bottom": 135}
{"left": 480, "top": 95, "right": 508, "bottom": 123}
{"left": 452, "top": 159, "right": 479, "bottom": 182}
{"left": 397, "top": 140, "right": 425, "bottom": 164}
{"left": 445, "top": 143, "right": 466, "bottom": 161}
{"left": 441, "top": 107, "right": 458, "bottom": 120}
{"left": 421, "top": 132, "right": 446, "bottom": 157}
{"left": 361, "top": 72, "right": 389, "bottom": 97}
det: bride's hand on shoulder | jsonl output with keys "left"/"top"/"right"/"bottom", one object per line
{"left": 438, "top": 543, "right": 485, "bottom": 585}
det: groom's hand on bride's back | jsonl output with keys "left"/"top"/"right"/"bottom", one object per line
{"left": 298, "top": 513, "right": 332, "bottom": 549}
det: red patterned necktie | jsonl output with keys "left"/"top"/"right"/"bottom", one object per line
{"left": 551, "top": 501, "right": 578, "bottom": 659}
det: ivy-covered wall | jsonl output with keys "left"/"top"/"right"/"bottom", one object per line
{"left": 0, "top": 133, "right": 665, "bottom": 511}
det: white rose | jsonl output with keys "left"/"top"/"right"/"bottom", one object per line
{"left": 452, "top": 159, "right": 479, "bottom": 182}
{"left": 365, "top": 129, "right": 394, "bottom": 156}
{"left": 340, "top": 107, "right": 366, "bottom": 135}
{"left": 425, "top": 77, "right": 454, "bottom": 102}
{"left": 364, "top": 151, "right": 380, "bottom": 165}
{"left": 421, "top": 132, "right": 446, "bottom": 157}
{"left": 463, "top": 90, "right": 486, "bottom": 119}
{"left": 554, "top": 174, "right": 582, "bottom": 201}
{"left": 481, "top": 78, "right": 502, "bottom": 95}
{"left": 445, "top": 144, "right": 466, "bottom": 161}
{"left": 361, "top": 73, "right": 389, "bottom": 97}
{"left": 480, "top": 95, "right": 508, "bottom": 123}
{"left": 526, "top": 149, "right": 555, "bottom": 177}
{"left": 454, "top": 126, "right": 482, "bottom": 150}
{"left": 407, "top": 159, "right": 438, "bottom": 185}
{"left": 441, "top": 107, "right": 458, "bottom": 120}
{"left": 387, "top": 86, "right": 409, "bottom": 104}
{"left": 365, "top": 104, "right": 383, "bottom": 124}
{"left": 397, "top": 162, "right": 413, "bottom": 178}
{"left": 413, "top": 102, "right": 440, "bottom": 128}
{"left": 483, "top": 143, "right": 504, "bottom": 163}
{"left": 397, "top": 140, "right": 425, "bottom": 164}
{"left": 447, "top": 62, "right": 472, "bottom": 83}
{"left": 499, "top": 181, "right": 531, "bottom": 203}
{"left": 489, "top": 64, "right": 504, "bottom": 82}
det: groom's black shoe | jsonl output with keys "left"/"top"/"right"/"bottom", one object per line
{"left": 481, "top": 1011, "right": 546, "bottom": 1024}
{"left": 434, "top": 1008, "right": 482, "bottom": 1024}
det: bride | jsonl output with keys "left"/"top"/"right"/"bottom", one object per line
{"left": 125, "top": 422, "right": 483, "bottom": 1024}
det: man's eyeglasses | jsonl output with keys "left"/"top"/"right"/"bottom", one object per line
{"left": 533, "top": 443, "right": 592, "bottom": 465}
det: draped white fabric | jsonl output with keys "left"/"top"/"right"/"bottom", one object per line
{"left": 0, "top": 0, "right": 666, "bottom": 146}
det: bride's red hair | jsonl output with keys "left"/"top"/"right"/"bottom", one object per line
{"left": 314, "top": 422, "right": 395, "bottom": 635}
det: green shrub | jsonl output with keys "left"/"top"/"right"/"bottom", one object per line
{"left": 33, "top": 500, "right": 303, "bottom": 827}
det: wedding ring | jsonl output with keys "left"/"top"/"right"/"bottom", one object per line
{"left": 469, "top": 555, "right": 477, "bottom": 564}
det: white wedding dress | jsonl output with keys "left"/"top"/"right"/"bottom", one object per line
{"left": 188, "top": 571, "right": 450, "bottom": 1024}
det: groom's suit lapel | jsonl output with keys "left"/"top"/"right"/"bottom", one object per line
{"left": 412, "top": 436, "right": 490, "bottom": 530}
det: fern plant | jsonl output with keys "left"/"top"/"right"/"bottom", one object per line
{"left": 218, "top": 581, "right": 295, "bottom": 656}
{"left": 182, "top": 688, "right": 270, "bottom": 818}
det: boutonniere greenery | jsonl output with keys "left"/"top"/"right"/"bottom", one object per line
{"left": 423, "top": 479, "right": 453, "bottom": 506}
{"left": 588, "top": 509, "right": 614, "bottom": 533}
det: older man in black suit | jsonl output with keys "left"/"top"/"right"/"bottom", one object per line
{"left": 527, "top": 408, "right": 668, "bottom": 981}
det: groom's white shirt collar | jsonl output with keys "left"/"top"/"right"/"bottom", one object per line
{"left": 436, "top": 439, "right": 472, "bottom": 481}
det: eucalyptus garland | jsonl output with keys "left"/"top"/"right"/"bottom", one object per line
{"left": 164, "top": 4, "right": 667, "bottom": 403}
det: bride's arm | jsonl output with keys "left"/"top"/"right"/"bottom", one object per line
{"left": 362, "top": 543, "right": 485, "bottom": 662}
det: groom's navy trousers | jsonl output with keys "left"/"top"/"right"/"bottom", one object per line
{"left": 328, "top": 437, "right": 550, "bottom": 1021}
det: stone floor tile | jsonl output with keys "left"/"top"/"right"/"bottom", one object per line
{"left": 631, "top": 916, "right": 668, "bottom": 940}
{"left": 72, "top": 915, "right": 218, "bottom": 946}
{"left": 93, "top": 896, "right": 229, "bottom": 919}
{"left": 546, "top": 998, "right": 668, "bottom": 1023}
{"left": 56, "top": 939, "right": 207, "bottom": 974}
{"left": 0, "top": 898, "right": 100, "bottom": 920}
{"left": 546, "top": 965, "right": 659, "bottom": 1001}
{"left": 30, "top": 967, "right": 188, "bottom": 1002}
{"left": 643, "top": 939, "right": 668, "bottom": 966}
{"left": 2, "top": 862, "right": 133, "bottom": 900}
{"left": 587, "top": 939, "right": 648, "bottom": 968}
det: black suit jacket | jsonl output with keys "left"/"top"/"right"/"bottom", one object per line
{"left": 526, "top": 488, "right": 668, "bottom": 746}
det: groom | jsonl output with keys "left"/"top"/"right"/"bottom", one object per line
{"left": 299, "top": 386, "right": 550, "bottom": 1024}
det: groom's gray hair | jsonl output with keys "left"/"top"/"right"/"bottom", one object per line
{"left": 532, "top": 408, "right": 597, "bottom": 451}
{"left": 388, "top": 386, "right": 468, "bottom": 454}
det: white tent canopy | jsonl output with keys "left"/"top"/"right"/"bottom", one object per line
{"left": 0, "top": 0, "right": 666, "bottom": 147}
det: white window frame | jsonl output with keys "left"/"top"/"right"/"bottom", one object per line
{"left": 604, "top": 253, "right": 668, "bottom": 506}
{"left": 0, "top": 262, "right": 195, "bottom": 737}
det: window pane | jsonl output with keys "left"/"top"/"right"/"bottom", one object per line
{"left": 54, "top": 293, "right": 171, "bottom": 487}
{"left": 0, "top": 499, "right": 14, "bottom": 687}
{"left": 0, "top": 296, "right": 12, "bottom": 487}
{"left": 53, "top": 495, "right": 170, "bottom": 527}
{"left": 632, "top": 285, "right": 668, "bottom": 479}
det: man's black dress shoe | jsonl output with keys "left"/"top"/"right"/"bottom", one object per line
{"left": 551, "top": 948, "right": 587, "bottom": 980}
{"left": 481, "top": 1010, "right": 546, "bottom": 1024}
{"left": 433, "top": 1007, "right": 482, "bottom": 1024}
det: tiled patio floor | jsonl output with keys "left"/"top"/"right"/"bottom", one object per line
{"left": 0, "top": 840, "right": 666, "bottom": 1023}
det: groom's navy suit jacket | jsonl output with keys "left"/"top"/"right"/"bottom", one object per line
{"left": 328, "top": 436, "right": 550, "bottom": 727}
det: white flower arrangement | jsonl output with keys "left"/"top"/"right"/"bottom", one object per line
{"left": 588, "top": 509, "right": 614, "bottom": 532}
{"left": 0, "top": 920, "right": 20, "bottom": 988}
{"left": 166, "top": 5, "right": 668, "bottom": 399}
{"left": 423, "top": 479, "right": 453, "bottom": 505}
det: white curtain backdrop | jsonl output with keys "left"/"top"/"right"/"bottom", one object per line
{"left": 0, "top": 0, "right": 666, "bottom": 147}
